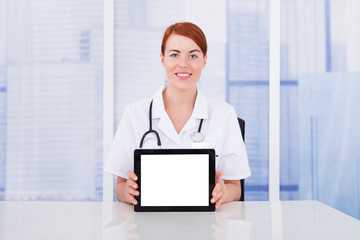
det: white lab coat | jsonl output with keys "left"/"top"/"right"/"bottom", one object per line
{"left": 104, "top": 84, "right": 251, "bottom": 180}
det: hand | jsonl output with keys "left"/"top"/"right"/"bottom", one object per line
{"left": 211, "top": 171, "right": 227, "bottom": 209}
{"left": 125, "top": 171, "right": 139, "bottom": 205}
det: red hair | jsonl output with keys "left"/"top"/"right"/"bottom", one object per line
{"left": 161, "top": 22, "right": 207, "bottom": 56}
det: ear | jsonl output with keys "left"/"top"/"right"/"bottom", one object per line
{"left": 160, "top": 53, "right": 165, "bottom": 66}
{"left": 202, "top": 54, "right": 207, "bottom": 68}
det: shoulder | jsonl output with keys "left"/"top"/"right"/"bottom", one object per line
{"left": 123, "top": 98, "right": 152, "bottom": 117}
{"left": 205, "top": 96, "right": 236, "bottom": 117}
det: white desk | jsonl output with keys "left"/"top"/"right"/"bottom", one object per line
{"left": 1, "top": 200, "right": 359, "bottom": 240}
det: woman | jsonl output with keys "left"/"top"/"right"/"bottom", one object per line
{"left": 105, "top": 22, "right": 251, "bottom": 209}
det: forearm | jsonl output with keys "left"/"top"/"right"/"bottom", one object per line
{"left": 222, "top": 180, "right": 241, "bottom": 203}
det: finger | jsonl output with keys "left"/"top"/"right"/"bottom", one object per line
{"left": 211, "top": 191, "right": 219, "bottom": 203}
{"left": 126, "top": 178, "right": 138, "bottom": 189}
{"left": 128, "top": 194, "right": 138, "bottom": 205}
{"left": 216, "top": 171, "right": 223, "bottom": 181}
{"left": 211, "top": 189, "right": 221, "bottom": 203}
{"left": 127, "top": 171, "right": 138, "bottom": 181}
{"left": 216, "top": 181, "right": 224, "bottom": 192}
{"left": 127, "top": 187, "right": 139, "bottom": 196}
{"left": 216, "top": 197, "right": 223, "bottom": 209}
{"left": 211, "top": 190, "right": 224, "bottom": 204}
{"left": 212, "top": 182, "right": 223, "bottom": 197}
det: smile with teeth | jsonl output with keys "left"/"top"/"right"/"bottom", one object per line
{"left": 175, "top": 72, "right": 192, "bottom": 80}
{"left": 176, "top": 73, "right": 191, "bottom": 77}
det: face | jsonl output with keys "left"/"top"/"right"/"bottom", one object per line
{"left": 161, "top": 34, "right": 207, "bottom": 92}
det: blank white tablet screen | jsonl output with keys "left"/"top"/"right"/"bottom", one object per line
{"left": 141, "top": 154, "right": 209, "bottom": 206}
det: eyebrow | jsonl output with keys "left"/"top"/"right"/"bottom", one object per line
{"left": 189, "top": 50, "right": 201, "bottom": 54}
{"left": 168, "top": 49, "right": 201, "bottom": 53}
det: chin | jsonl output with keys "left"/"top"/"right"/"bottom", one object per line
{"left": 171, "top": 81, "right": 197, "bottom": 91}
{"left": 167, "top": 76, "right": 198, "bottom": 90}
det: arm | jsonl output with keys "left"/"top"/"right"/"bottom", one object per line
{"left": 211, "top": 171, "right": 241, "bottom": 209}
{"left": 115, "top": 171, "right": 139, "bottom": 205}
{"left": 223, "top": 179, "right": 241, "bottom": 202}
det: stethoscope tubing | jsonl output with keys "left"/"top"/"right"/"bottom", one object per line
{"left": 139, "top": 100, "right": 161, "bottom": 148}
{"left": 139, "top": 100, "right": 204, "bottom": 148}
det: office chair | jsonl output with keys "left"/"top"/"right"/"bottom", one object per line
{"left": 237, "top": 117, "right": 245, "bottom": 201}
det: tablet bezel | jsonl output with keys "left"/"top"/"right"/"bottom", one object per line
{"left": 134, "top": 149, "right": 216, "bottom": 212}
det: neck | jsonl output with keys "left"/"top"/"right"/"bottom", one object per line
{"left": 163, "top": 85, "right": 197, "bottom": 110}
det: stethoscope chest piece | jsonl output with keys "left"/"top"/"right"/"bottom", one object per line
{"left": 191, "top": 131, "right": 204, "bottom": 143}
{"left": 191, "top": 118, "right": 205, "bottom": 142}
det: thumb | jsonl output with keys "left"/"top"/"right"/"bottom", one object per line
{"left": 216, "top": 171, "right": 223, "bottom": 181}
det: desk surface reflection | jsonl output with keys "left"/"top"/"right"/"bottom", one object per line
{"left": 1, "top": 201, "right": 359, "bottom": 240}
{"left": 104, "top": 201, "right": 251, "bottom": 240}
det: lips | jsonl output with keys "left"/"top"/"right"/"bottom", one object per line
{"left": 175, "top": 72, "right": 192, "bottom": 80}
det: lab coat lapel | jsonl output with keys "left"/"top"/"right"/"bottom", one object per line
{"left": 179, "top": 114, "right": 196, "bottom": 133}
{"left": 181, "top": 89, "right": 208, "bottom": 133}
{"left": 152, "top": 85, "right": 183, "bottom": 147}
{"left": 193, "top": 89, "right": 208, "bottom": 120}
{"left": 157, "top": 114, "right": 183, "bottom": 146}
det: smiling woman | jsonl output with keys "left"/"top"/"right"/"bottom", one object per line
{"left": 161, "top": 34, "right": 207, "bottom": 96}
{"left": 160, "top": 22, "right": 207, "bottom": 94}
{"left": 105, "top": 22, "right": 251, "bottom": 210}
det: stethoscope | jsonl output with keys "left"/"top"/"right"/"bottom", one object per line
{"left": 139, "top": 100, "right": 204, "bottom": 148}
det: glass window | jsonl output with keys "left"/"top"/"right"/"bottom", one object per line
{"left": 227, "top": 0, "right": 269, "bottom": 200}
{"left": 281, "top": 0, "right": 360, "bottom": 219}
{"left": 0, "top": 0, "right": 103, "bottom": 201}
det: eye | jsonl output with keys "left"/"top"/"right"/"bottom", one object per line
{"left": 189, "top": 54, "right": 198, "bottom": 59}
{"left": 170, "top": 53, "right": 179, "bottom": 58}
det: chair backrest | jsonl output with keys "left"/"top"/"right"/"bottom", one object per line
{"left": 237, "top": 117, "right": 245, "bottom": 201}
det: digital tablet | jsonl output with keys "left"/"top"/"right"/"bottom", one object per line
{"left": 134, "top": 149, "right": 216, "bottom": 212}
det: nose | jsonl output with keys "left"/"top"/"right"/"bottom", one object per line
{"left": 177, "top": 56, "right": 188, "bottom": 68}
